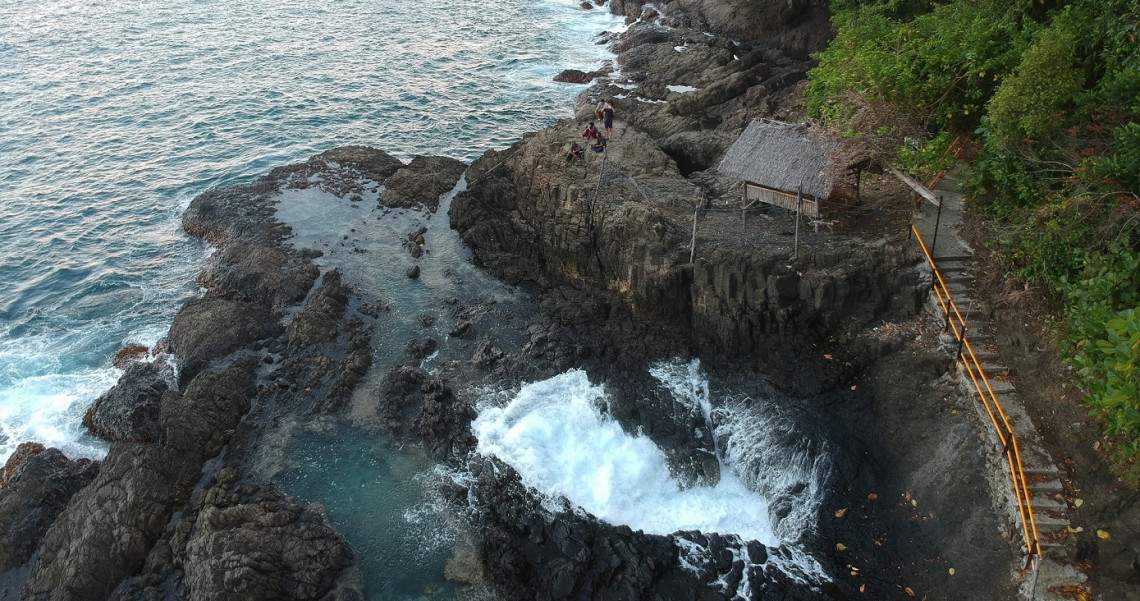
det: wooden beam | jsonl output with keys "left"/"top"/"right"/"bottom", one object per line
{"left": 888, "top": 166, "right": 940, "bottom": 206}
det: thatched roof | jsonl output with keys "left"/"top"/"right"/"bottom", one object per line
{"left": 717, "top": 119, "right": 839, "bottom": 199}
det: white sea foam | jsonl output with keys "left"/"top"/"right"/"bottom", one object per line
{"left": 666, "top": 85, "right": 700, "bottom": 94}
{"left": 0, "top": 368, "right": 115, "bottom": 461}
{"left": 472, "top": 369, "right": 779, "bottom": 546}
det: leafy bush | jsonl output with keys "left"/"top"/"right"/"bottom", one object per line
{"left": 987, "top": 27, "right": 1084, "bottom": 146}
{"left": 810, "top": 0, "right": 1140, "bottom": 459}
{"left": 1061, "top": 244, "right": 1140, "bottom": 455}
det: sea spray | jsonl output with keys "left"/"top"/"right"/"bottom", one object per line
{"left": 472, "top": 369, "right": 779, "bottom": 546}
{"left": 715, "top": 393, "right": 834, "bottom": 544}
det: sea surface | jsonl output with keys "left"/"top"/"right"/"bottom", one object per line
{"left": 0, "top": 0, "right": 625, "bottom": 461}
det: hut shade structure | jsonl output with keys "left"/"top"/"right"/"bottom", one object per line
{"left": 718, "top": 119, "right": 842, "bottom": 219}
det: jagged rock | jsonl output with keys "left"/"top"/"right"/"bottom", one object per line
{"left": 555, "top": 69, "right": 594, "bottom": 83}
{"left": 0, "top": 444, "right": 99, "bottom": 571}
{"left": 181, "top": 485, "right": 353, "bottom": 601}
{"left": 84, "top": 359, "right": 173, "bottom": 443}
{"left": 406, "top": 265, "right": 420, "bottom": 279}
{"left": 287, "top": 270, "right": 349, "bottom": 352}
{"left": 199, "top": 241, "right": 318, "bottom": 310}
{"left": 471, "top": 342, "right": 505, "bottom": 368}
{"left": 376, "top": 367, "right": 475, "bottom": 459}
{"left": 378, "top": 155, "right": 466, "bottom": 211}
{"left": 406, "top": 336, "right": 437, "bottom": 359}
{"left": 448, "top": 318, "right": 471, "bottom": 338}
{"left": 169, "top": 297, "right": 277, "bottom": 385}
{"left": 378, "top": 365, "right": 428, "bottom": 434}
{"left": 24, "top": 367, "right": 254, "bottom": 601}
{"left": 608, "top": 0, "right": 832, "bottom": 58}
{"left": 112, "top": 344, "right": 150, "bottom": 369}
{"left": 415, "top": 379, "right": 476, "bottom": 459}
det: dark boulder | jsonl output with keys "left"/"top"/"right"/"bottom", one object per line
{"left": 0, "top": 444, "right": 99, "bottom": 571}
{"left": 555, "top": 69, "right": 595, "bottom": 84}
{"left": 112, "top": 344, "right": 150, "bottom": 369}
{"left": 415, "top": 379, "right": 476, "bottom": 459}
{"left": 406, "top": 336, "right": 437, "bottom": 359}
{"left": 199, "top": 241, "right": 319, "bottom": 310}
{"left": 180, "top": 484, "right": 354, "bottom": 600}
{"left": 84, "top": 359, "right": 174, "bottom": 443}
{"left": 378, "top": 155, "right": 466, "bottom": 211}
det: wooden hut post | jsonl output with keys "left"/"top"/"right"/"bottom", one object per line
{"left": 794, "top": 185, "right": 802, "bottom": 260}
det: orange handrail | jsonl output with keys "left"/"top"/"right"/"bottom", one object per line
{"left": 910, "top": 223, "right": 1042, "bottom": 559}
{"left": 925, "top": 136, "right": 965, "bottom": 190}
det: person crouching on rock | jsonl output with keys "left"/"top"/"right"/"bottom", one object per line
{"left": 591, "top": 135, "right": 606, "bottom": 153}
{"left": 566, "top": 141, "right": 584, "bottom": 162}
{"left": 582, "top": 121, "right": 601, "bottom": 143}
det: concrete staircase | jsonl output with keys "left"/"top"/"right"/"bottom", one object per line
{"left": 911, "top": 173, "right": 1088, "bottom": 600}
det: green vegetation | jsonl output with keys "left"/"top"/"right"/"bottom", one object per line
{"left": 806, "top": 1, "right": 1140, "bottom": 465}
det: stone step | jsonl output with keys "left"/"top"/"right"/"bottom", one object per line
{"left": 1039, "top": 541, "right": 1069, "bottom": 560}
{"left": 1029, "top": 482, "right": 1065, "bottom": 499}
{"left": 931, "top": 259, "right": 972, "bottom": 274}
{"left": 978, "top": 362, "right": 1010, "bottom": 377}
{"left": 934, "top": 253, "right": 974, "bottom": 263}
{"left": 1031, "top": 514, "right": 1072, "bottom": 530}
{"left": 943, "top": 272, "right": 974, "bottom": 285}
{"left": 1028, "top": 496, "right": 1069, "bottom": 515}
{"left": 966, "top": 346, "right": 1000, "bottom": 361}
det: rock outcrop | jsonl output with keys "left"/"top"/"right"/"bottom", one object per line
{"left": 20, "top": 149, "right": 420, "bottom": 600}
{"left": 83, "top": 359, "right": 174, "bottom": 443}
{"left": 378, "top": 155, "right": 466, "bottom": 211}
{"left": 0, "top": 444, "right": 99, "bottom": 572}
{"left": 607, "top": 0, "right": 832, "bottom": 58}
{"left": 451, "top": 120, "right": 924, "bottom": 367}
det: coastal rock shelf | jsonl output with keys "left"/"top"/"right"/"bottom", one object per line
{"left": 1, "top": 2, "right": 1030, "bottom": 600}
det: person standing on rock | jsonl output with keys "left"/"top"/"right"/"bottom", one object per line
{"left": 602, "top": 100, "right": 615, "bottom": 140}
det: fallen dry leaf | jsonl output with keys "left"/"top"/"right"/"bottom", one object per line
{"left": 1097, "top": 530, "right": 1110, "bottom": 539}
{"left": 948, "top": 568, "right": 955, "bottom": 575}
{"left": 836, "top": 543, "right": 848, "bottom": 551}
{"left": 835, "top": 508, "right": 848, "bottom": 518}
{"left": 859, "top": 584, "right": 866, "bottom": 594}
{"left": 1074, "top": 499, "right": 1084, "bottom": 508}
{"left": 1067, "top": 525, "right": 1084, "bottom": 533}
{"left": 905, "top": 586, "right": 916, "bottom": 597}
{"left": 868, "top": 493, "right": 879, "bottom": 500}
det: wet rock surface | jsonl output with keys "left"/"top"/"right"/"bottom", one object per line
{"left": 378, "top": 155, "right": 466, "bottom": 211}
{"left": 15, "top": 149, "right": 414, "bottom": 600}
{"left": 83, "top": 359, "right": 174, "bottom": 443}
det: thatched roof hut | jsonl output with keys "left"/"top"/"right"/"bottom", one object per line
{"left": 717, "top": 119, "right": 848, "bottom": 218}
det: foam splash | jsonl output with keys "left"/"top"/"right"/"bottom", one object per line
{"left": 0, "top": 367, "right": 116, "bottom": 461}
{"left": 472, "top": 369, "right": 779, "bottom": 546}
{"left": 715, "top": 395, "right": 834, "bottom": 543}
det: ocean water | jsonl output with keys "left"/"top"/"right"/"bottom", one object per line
{"left": 0, "top": 0, "right": 625, "bottom": 461}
